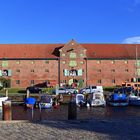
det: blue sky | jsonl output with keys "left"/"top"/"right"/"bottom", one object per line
{"left": 0, "top": 0, "right": 140, "bottom": 44}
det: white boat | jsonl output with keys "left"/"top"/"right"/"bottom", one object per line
{"left": 89, "top": 92, "right": 106, "bottom": 107}
{"left": 39, "top": 95, "right": 53, "bottom": 109}
{"left": 76, "top": 94, "right": 86, "bottom": 107}
{"left": 0, "top": 97, "right": 8, "bottom": 107}
{"left": 128, "top": 94, "right": 140, "bottom": 106}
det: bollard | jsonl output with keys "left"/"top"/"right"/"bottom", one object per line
{"left": 68, "top": 101, "right": 77, "bottom": 120}
{"left": 26, "top": 90, "right": 30, "bottom": 98}
{"left": 2, "top": 100, "right": 12, "bottom": 121}
{"left": 5, "top": 89, "right": 8, "bottom": 97}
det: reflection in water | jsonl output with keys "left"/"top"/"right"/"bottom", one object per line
{"left": 1, "top": 105, "right": 140, "bottom": 121}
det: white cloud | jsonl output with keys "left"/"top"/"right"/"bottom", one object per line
{"left": 122, "top": 36, "right": 140, "bottom": 44}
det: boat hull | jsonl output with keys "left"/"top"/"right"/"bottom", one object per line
{"left": 129, "top": 100, "right": 140, "bottom": 106}
{"left": 107, "top": 101, "right": 128, "bottom": 107}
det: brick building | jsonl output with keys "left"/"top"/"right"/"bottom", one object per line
{"left": 0, "top": 39, "right": 140, "bottom": 88}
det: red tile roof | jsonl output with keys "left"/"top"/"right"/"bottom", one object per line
{"left": 82, "top": 44, "right": 140, "bottom": 59}
{"left": 0, "top": 43, "right": 140, "bottom": 59}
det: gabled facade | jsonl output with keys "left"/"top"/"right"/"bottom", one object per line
{"left": 0, "top": 39, "right": 140, "bottom": 88}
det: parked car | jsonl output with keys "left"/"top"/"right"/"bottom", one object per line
{"left": 79, "top": 86, "right": 103, "bottom": 94}
{"left": 26, "top": 86, "right": 42, "bottom": 93}
{"left": 52, "top": 87, "right": 78, "bottom": 95}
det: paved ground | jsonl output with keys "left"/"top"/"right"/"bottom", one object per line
{"left": 0, "top": 118, "right": 140, "bottom": 140}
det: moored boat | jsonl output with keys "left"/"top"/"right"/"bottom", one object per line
{"left": 39, "top": 95, "right": 53, "bottom": 109}
{"left": 128, "top": 94, "right": 140, "bottom": 106}
{"left": 88, "top": 92, "right": 106, "bottom": 107}
{"left": 76, "top": 94, "right": 86, "bottom": 107}
{"left": 107, "top": 93, "right": 128, "bottom": 106}
{"left": 0, "top": 97, "right": 8, "bottom": 107}
{"left": 24, "top": 97, "right": 36, "bottom": 108}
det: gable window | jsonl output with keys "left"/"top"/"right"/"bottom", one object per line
{"left": 80, "top": 61, "right": 84, "bottom": 64}
{"left": 70, "top": 53, "right": 76, "bottom": 58}
{"left": 80, "top": 53, "right": 84, "bottom": 57}
{"left": 69, "top": 61, "right": 77, "bottom": 67}
{"left": 62, "top": 53, "right": 66, "bottom": 57}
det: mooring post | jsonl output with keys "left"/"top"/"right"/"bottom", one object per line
{"left": 26, "top": 89, "right": 30, "bottom": 98}
{"left": 5, "top": 89, "right": 8, "bottom": 97}
{"left": 68, "top": 101, "right": 77, "bottom": 120}
{"left": 2, "top": 100, "right": 12, "bottom": 121}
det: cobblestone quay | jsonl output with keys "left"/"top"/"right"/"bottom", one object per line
{"left": 0, "top": 118, "right": 140, "bottom": 140}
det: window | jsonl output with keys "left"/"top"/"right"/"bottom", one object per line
{"left": 2, "top": 61, "right": 8, "bottom": 67}
{"left": 0, "top": 70, "right": 12, "bottom": 76}
{"left": 45, "top": 69, "right": 49, "bottom": 72}
{"left": 136, "top": 60, "right": 140, "bottom": 66}
{"left": 62, "top": 61, "right": 66, "bottom": 64}
{"left": 125, "top": 69, "right": 129, "bottom": 72}
{"left": 80, "top": 53, "right": 84, "bottom": 57}
{"left": 63, "top": 69, "right": 69, "bottom": 76}
{"left": 111, "top": 69, "right": 115, "bottom": 72}
{"left": 16, "top": 80, "right": 20, "bottom": 85}
{"left": 16, "top": 60, "right": 20, "bottom": 64}
{"left": 97, "top": 69, "right": 101, "bottom": 73}
{"left": 124, "top": 60, "right": 128, "bottom": 64}
{"left": 70, "top": 53, "right": 76, "bottom": 58}
{"left": 112, "top": 79, "right": 115, "bottom": 84}
{"left": 97, "top": 60, "right": 101, "bottom": 64}
{"left": 45, "top": 60, "right": 49, "bottom": 64}
{"left": 137, "top": 69, "right": 140, "bottom": 76}
{"left": 111, "top": 60, "right": 115, "bottom": 64}
{"left": 97, "top": 79, "right": 102, "bottom": 84}
{"left": 69, "top": 61, "right": 77, "bottom": 67}
{"left": 16, "top": 69, "right": 20, "bottom": 72}
{"left": 31, "top": 69, "right": 34, "bottom": 72}
{"left": 30, "top": 80, "right": 34, "bottom": 85}
{"left": 31, "top": 60, "right": 35, "bottom": 64}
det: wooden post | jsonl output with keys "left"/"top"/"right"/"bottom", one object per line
{"left": 26, "top": 90, "right": 30, "bottom": 98}
{"left": 68, "top": 101, "right": 77, "bottom": 120}
{"left": 5, "top": 89, "right": 8, "bottom": 97}
{"left": 2, "top": 100, "right": 12, "bottom": 121}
